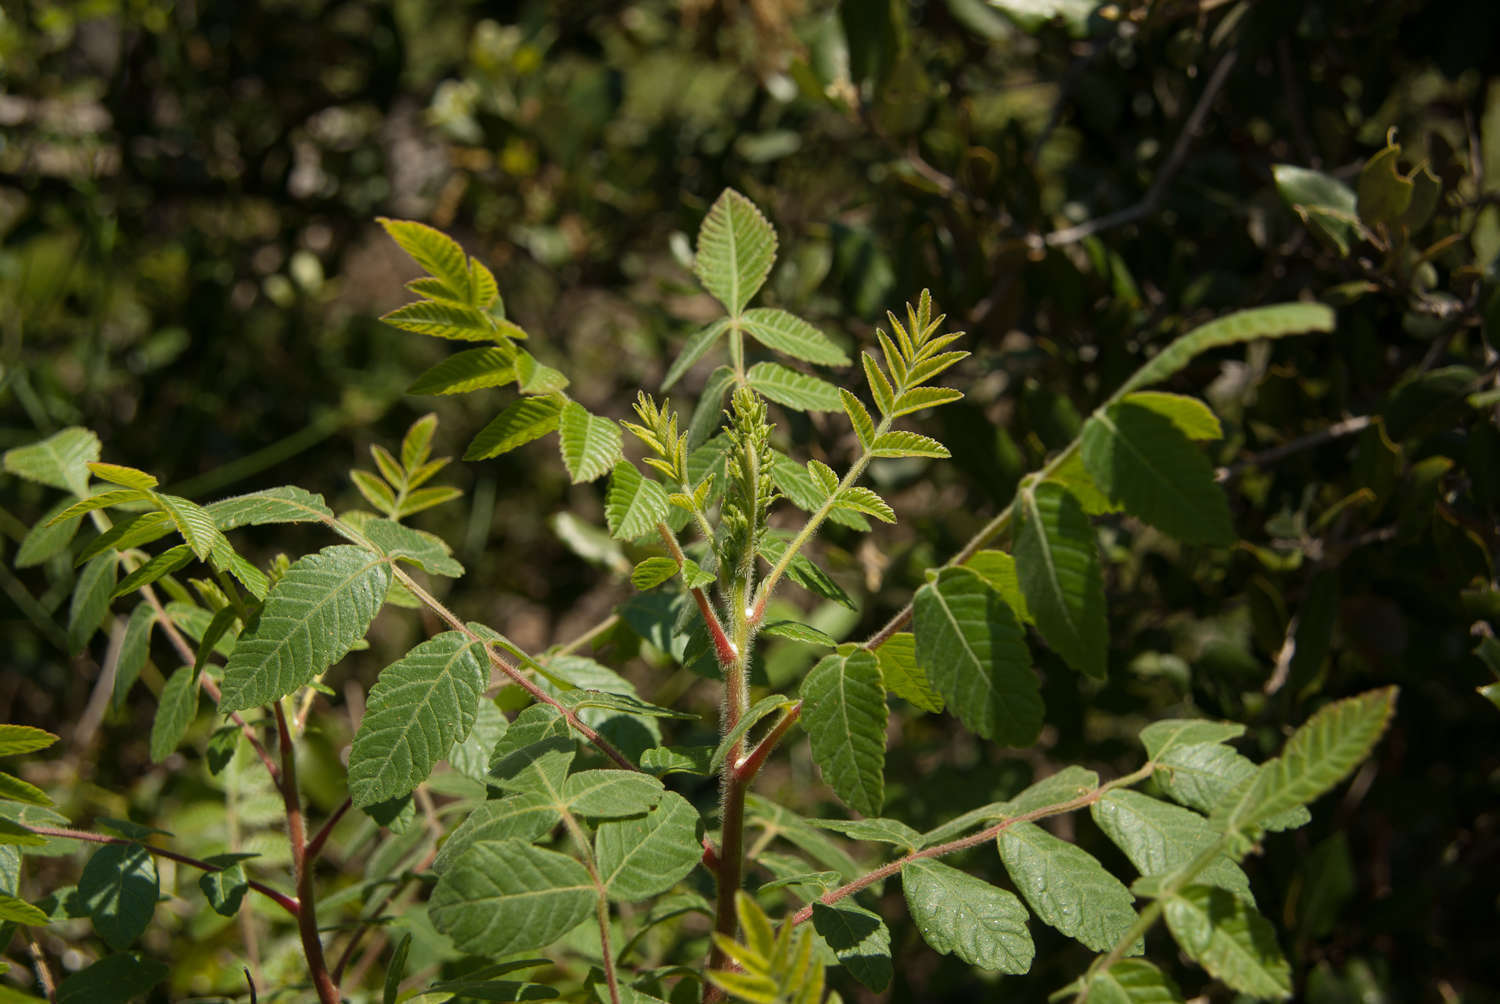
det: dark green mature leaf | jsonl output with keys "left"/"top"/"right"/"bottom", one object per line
{"left": 363, "top": 519, "right": 464, "bottom": 577}
{"left": 78, "top": 843, "right": 158, "bottom": 949}
{"left": 4, "top": 426, "right": 100, "bottom": 495}
{"left": 747, "top": 362, "right": 843, "bottom": 412}
{"left": 663, "top": 318, "right": 731, "bottom": 391}
{"left": 1015, "top": 482, "right": 1107, "bottom": 679}
{"left": 432, "top": 794, "right": 560, "bottom": 873}
{"left": 148, "top": 665, "right": 198, "bottom": 764}
{"left": 874, "top": 633, "right": 943, "bottom": 712}
{"left": 1212, "top": 687, "right": 1397, "bottom": 834}
{"left": 913, "top": 568, "right": 1041, "bottom": 745}
{"left": 466, "top": 395, "right": 566, "bottom": 461}
{"left": 198, "top": 853, "right": 255, "bottom": 917}
{"left": 68, "top": 554, "right": 117, "bottom": 654}
{"left": 757, "top": 533, "right": 857, "bottom": 609}
{"left": 348, "top": 631, "right": 488, "bottom": 808}
{"left": 800, "top": 650, "right": 887, "bottom": 816}
{"left": 741, "top": 308, "right": 849, "bottom": 366}
{"left": 1139, "top": 720, "right": 1245, "bottom": 760}
{"left": 447, "top": 698, "right": 509, "bottom": 783}
{"left": 1081, "top": 403, "right": 1234, "bottom": 546}
{"left": 489, "top": 704, "right": 575, "bottom": 796}
{"left": 560, "top": 770, "right": 664, "bottom": 818}
{"left": 558, "top": 402, "right": 623, "bottom": 484}
{"left": 1076, "top": 959, "right": 1185, "bottom": 1003}
{"left": 1091, "top": 790, "right": 1253, "bottom": 901}
{"left": 999, "top": 765, "right": 1101, "bottom": 816}
{"left": 1273, "top": 165, "right": 1362, "bottom": 255}
{"left": 56, "top": 953, "right": 167, "bottom": 1004}
{"left": 607, "top": 462, "right": 670, "bottom": 540}
{"left": 695, "top": 189, "right": 777, "bottom": 316}
{"left": 1163, "top": 885, "right": 1291, "bottom": 998}
{"left": 112, "top": 545, "right": 191, "bottom": 599}
{"left": 205, "top": 485, "right": 332, "bottom": 529}
{"left": 812, "top": 817, "right": 921, "bottom": 849}
{"left": 639, "top": 745, "right": 713, "bottom": 776}
{"left": 811, "top": 900, "right": 892, "bottom": 991}
{"left": 219, "top": 546, "right": 391, "bottom": 712}
{"left": 408, "top": 346, "right": 516, "bottom": 395}
{"left": 901, "top": 859, "right": 1033, "bottom": 973}
{"left": 1120, "top": 392, "right": 1221, "bottom": 441}
{"left": 1151, "top": 741, "right": 1309, "bottom": 828}
{"left": 596, "top": 791, "right": 701, "bottom": 900}
{"left": 1118, "top": 303, "right": 1337, "bottom": 395}
{"left": 962, "top": 550, "right": 1032, "bottom": 624}
{"left": 997, "top": 821, "right": 1138, "bottom": 951}
{"left": 430, "top": 838, "right": 595, "bottom": 956}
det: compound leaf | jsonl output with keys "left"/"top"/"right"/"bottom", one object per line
{"left": 219, "top": 546, "right": 391, "bottom": 712}
{"left": 378, "top": 217, "right": 474, "bottom": 302}
{"left": 432, "top": 794, "right": 560, "bottom": 873}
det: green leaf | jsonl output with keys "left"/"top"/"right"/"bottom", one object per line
{"left": 1357, "top": 145, "right": 1413, "bottom": 228}
{"left": 1163, "top": 885, "right": 1291, "bottom": 998}
{"left": 466, "top": 396, "right": 567, "bottom": 461}
{"left": 840, "top": 388, "right": 876, "bottom": 448}
{"left": 0, "top": 892, "right": 47, "bottom": 925}
{"left": 695, "top": 188, "right": 777, "bottom": 316}
{"left": 77, "top": 510, "right": 175, "bottom": 565}
{"left": 747, "top": 362, "right": 842, "bottom": 412}
{"left": 363, "top": 519, "right": 464, "bottom": 577}
{"left": 384, "top": 933, "right": 412, "bottom": 1004}
{"left": 800, "top": 650, "right": 887, "bottom": 816}
{"left": 515, "top": 350, "right": 570, "bottom": 394}
{"left": 558, "top": 402, "right": 623, "bottom": 484}
{"left": 0, "top": 771, "right": 51, "bottom": 807}
{"left": 402, "top": 413, "right": 439, "bottom": 470}
{"left": 862, "top": 354, "right": 895, "bottom": 417}
{"left": 447, "top": 698, "right": 509, "bottom": 783}
{"left": 874, "top": 633, "right": 943, "bottom": 713}
{"left": 1151, "top": 740, "right": 1309, "bottom": 828}
{"left": 890, "top": 386, "right": 964, "bottom": 417}
{"left": 218, "top": 546, "right": 391, "bottom": 712}
{"left": 741, "top": 308, "right": 849, "bottom": 366}
{"left": 1120, "top": 392, "right": 1221, "bottom": 441}
{"left": 811, "top": 817, "right": 921, "bottom": 848}
{"left": 1077, "top": 959, "right": 1184, "bottom": 1004}
{"left": 56, "top": 954, "right": 167, "bottom": 1004}
{"left": 870, "top": 430, "right": 949, "bottom": 459}
{"left": 430, "top": 838, "right": 595, "bottom": 956}
{"left": 688, "top": 367, "right": 737, "bottom": 448}
{"left": 4, "top": 427, "right": 100, "bottom": 495}
{"left": 901, "top": 859, "right": 1033, "bottom": 973}
{"left": 996, "top": 821, "right": 1138, "bottom": 951}
{"left": 832, "top": 486, "right": 895, "bottom": 523}
{"left": 770, "top": 451, "right": 867, "bottom": 531}
{"left": 744, "top": 794, "right": 862, "bottom": 882}
{"left": 663, "top": 318, "right": 731, "bottom": 391}
{"left": 16, "top": 497, "right": 82, "bottom": 567}
{"left": 48, "top": 489, "right": 149, "bottom": 527}
{"left": 348, "top": 631, "right": 488, "bottom": 808}
{"left": 205, "top": 486, "right": 332, "bottom": 529}
{"left": 1212, "top": 687, "right": 1397, "bottom": 833}
{"left": 1090, "top": 790, "right": 1253, "bottom": 902}
{"left": 0, "top": 726, "right": 58, "bottom": 757}
{"left": 148, "top": 665, "right": 198, "bottom": 764}
{"left": 913, "top": 567, "right": 1041, "bottom": 745}
{"left": 811, "top": 901, "right": 891, "bottom": 991}
{"left": 198, "top": 853, "right": 255, "bottom": 917}
{"left": 78, "top": 842, "right": 158, "bottom": 949}
{"left": 1139, "top": 720, "right": 1246, "bottom": 759}
{"left": 1081, "top": 403, "right": 1235, "bottom": 546}
{"left": 156, "top": 493, "right": 232, "bottom": 565}
{"left": 710, "top": 695, "right": 797, "bottom": 774}
{"left": 757, "top": 532, "right": 857, "bottom": 609}
{"left": 761, "top": 621, "right": 837, "bottom": 647}
{"left": 432, "top": 794, "right": 561, "bottom": 873}
{"left": 607, "top": 462, "right": 671, "bottom": 540}
{"left": 1047, "top": 450, "right": 1119, "bottom": 515}
{"left": 1120, "top": 302, "right": 1337, "bottom": 395}
{"left": 639, "top": 745, "right": 713, "bottom": 776}
{"left": 408, "top": 346, "right": 517, "bottom": 395}
{"left": 86, "top": 462, "right": 158, "bottom": 491}
{"left": 596, "top": 791, "right": 702, "bottom": 900}
{"left": 381, "top": 300, "right": 494, "bottom": 341}
{"left": 961, "top": 550, "right": 1032, "bottom": 624}
{"left": 379, "top": 217, "right": 474, "bottom": 302}
{"left": 68, "top": 554, "right": 117, "bottom": 654}
{"left": 631, "top": 557, "right": 679, "bottom": 590}
{"left": 351, "top": 469, "right": 396, "bottom": 513}
{"left": 111, "top": 545, "right": 191, "bottom": 598}
{"left": 489, "top": 705, "right": 575, "bottom": 796}
{"left": 560, "top": 769, "right": 665, "bottom": 818}
{"left": 1015, "top": 482, "right": 1107, "bottom": 679}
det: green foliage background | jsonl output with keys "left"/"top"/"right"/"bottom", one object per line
{"left": 2, "top": 0, "right": 1499, "bottom": 1000}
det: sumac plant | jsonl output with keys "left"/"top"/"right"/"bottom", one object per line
{"left": 2, "top": 190, "right": 1394, "bottom": 1003}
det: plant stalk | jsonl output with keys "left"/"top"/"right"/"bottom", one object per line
{"left": 274, "top": 702, "right": 341, "bottom": 1004}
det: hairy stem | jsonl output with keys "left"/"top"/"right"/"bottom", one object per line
{"left": 275, "top": 702, "right": 341, "bottom": 1004}
{"left": 708, "top": 575, "right": 757, "bottom": 978}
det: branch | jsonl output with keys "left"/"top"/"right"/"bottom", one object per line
{"left": 1027, "top": 50, "right": 1238, "bottom": 251}
{"left": 26, "top": 825, "right": 298, "bottom": 916}
{"left": 1216, "top": 414, "right": 1374, "bottom": 482}
{"left": 275, "top": 703, "right": 341, "bottom": 1004}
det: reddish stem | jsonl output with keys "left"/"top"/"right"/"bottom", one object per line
{"left": 733, "top": 702, "right": 801, "bottom": 784}
{"left": 305, "top": 797, "right": 351, "bottom": 864}
{"left": 275, "top": 703, "right": 341, "bottom": 1004}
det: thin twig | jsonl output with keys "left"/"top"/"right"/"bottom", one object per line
{"left": 275, "top": 703, "right": 341, "bottom": 1004}
{"left": 305, "top": 797, "right": 351, "bottom": 864}
{"left": 1216, "top": 415, "right": 1374, "bottom": 482}
{"left": 1029, "top": 50, "right": 1239, "bottom": 250}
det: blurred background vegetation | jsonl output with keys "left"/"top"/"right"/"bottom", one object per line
{"left": 2, "top": 0, "right": 1499, "bottom": 1000}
